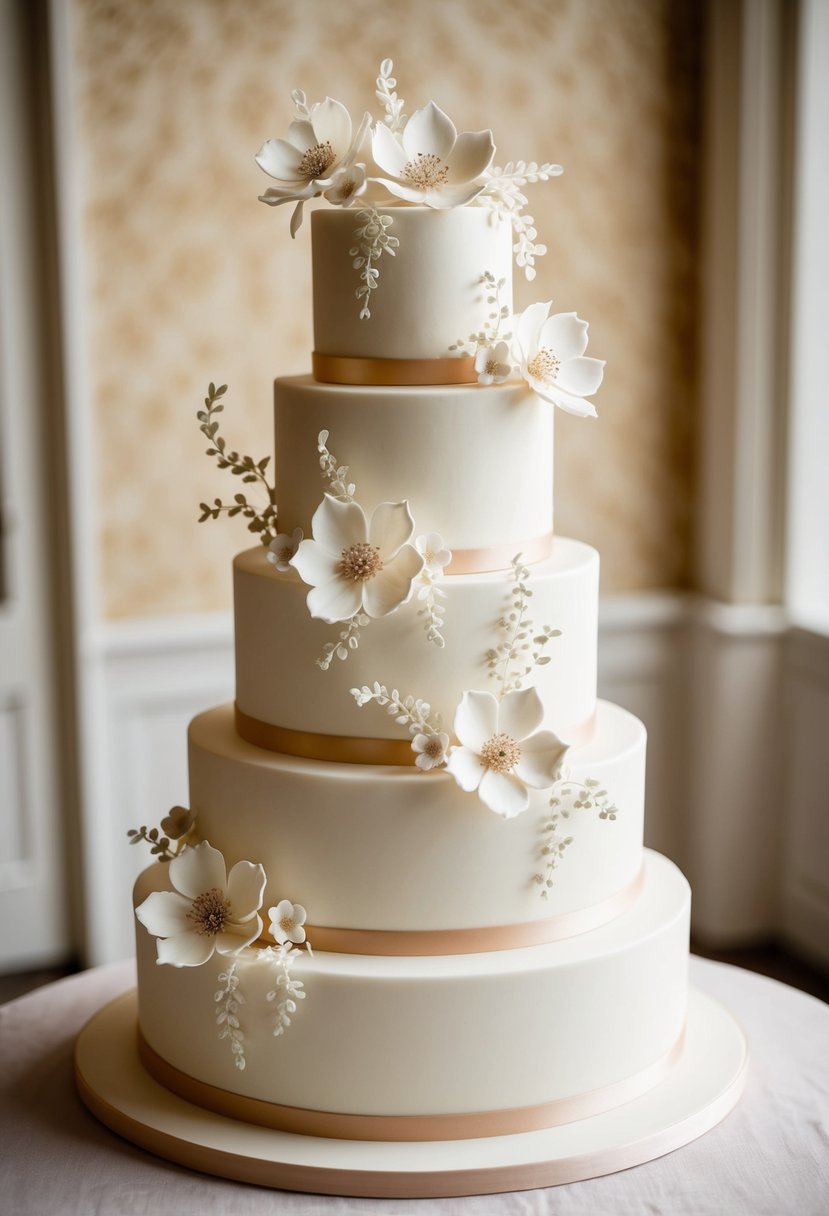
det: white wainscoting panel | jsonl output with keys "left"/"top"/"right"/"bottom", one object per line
{"left": 781, "top": 626, "right": 829, "bottom": 969}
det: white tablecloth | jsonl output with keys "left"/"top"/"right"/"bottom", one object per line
{"left": 0, "top": 956, "right": 827, "bottom": 1215}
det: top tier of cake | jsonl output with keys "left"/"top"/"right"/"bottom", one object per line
{"left": 312, "top": 207, "right": 513, "bottom": 367}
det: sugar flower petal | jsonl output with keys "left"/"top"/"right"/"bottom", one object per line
{"left": 307, "top": 577, "right": 363, "bottom": 624}
{"left": 255, "top": 138, "right": 304, "bottom": 182}
{"left": 289, "top": 540, "right": 340, "bottom": 587}
{"left": 170, "top": 841, "right": 227, "bottom": 901}
{"left": 497, "top": 687, "right": 545, "bottom": 743}
{"left": 226, "top": 860, "right": 267, "bottom": 921}
{"left": 362, "top": 544, "right": 422, "bottom": 617}
{"left": 310, "top": 494, "right": 368, "bottom": 555}
{"left": 479, "top": 770, "right": 530, "bottom": 818}
{"left": 515, "top": 301, "right": 553, "bottom": 363}
{"left": 531, "top": 381, "right": 599, "bottom": 418}
{"left": 135, "top": 890, "right": 191, "bottom": 939}
{"left": 555, "top": 356, "right": 606, "bottom": 398}
{"left": 537, "top": 311, "right": 589, "bottom": 363}
{"left": 402, "top": 101, "right": 457, "bottom": 161}
{"left": 514, "top": 731, "right": 569, "bottom": 789}
{"left": 156, "top": 931, "right": 216, "bottom": 968}
{"left": 446, "top": 745, "right": 485, "bottom": 792}
{"left": 454, "top": 690, "right": 499, "bottom": 751}
{"left": 445, "top": 128, "right": 496, "bottom": 182}
{"left": 371, "top": 122, "right": 408, "bottom": 177}
{"left": 285, "top": 120, "right": 316, "bottom": 152}
{"left": 309, "top": 97, "right": 352, "bottom": 157}
{"left": 215, "top": 915, "right": 263, "bottom": 956}
{"left": 369, "top": 500, "right": 416, "bottom": 562}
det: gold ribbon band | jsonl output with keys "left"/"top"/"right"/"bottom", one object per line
{"left": 235, "top": 705, "right": 416, "bottom": 765}
{"left": 313, "top": 351, "right": 477, "bottom": 386}
{"left": 236, "top": 703, "right": 598, "bottom": 767}
{"left": 137, "top": 1025, "right": 685, "bottom": 1142}
{"left": 293, "top": 866, "right": 645, "bottom": 956}
{"left": 446, "top": 531, "right": 554, "bottom": 575}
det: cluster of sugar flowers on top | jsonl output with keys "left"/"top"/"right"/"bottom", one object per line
{"left": 256, "top": 59, "right": 561, "bottom": 277}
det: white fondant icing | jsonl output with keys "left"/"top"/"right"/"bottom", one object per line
{"left": 312, "top": 207, "right": 513, "bottom": 360}
{"left": 233, "top": 540, "right": 598, "bottom": 741}
{"left": 189, "top": 700, "right": 645, "bottom": 931}
{"left": 274, "top": 375, "right": 554, "bottom": 553}
{"left": 134, "top": 851, "right": 689, "bottom": 1118}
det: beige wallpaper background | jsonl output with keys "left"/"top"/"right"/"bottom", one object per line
{"left": 70, "top": 0, "right": 701, "bottom": 619}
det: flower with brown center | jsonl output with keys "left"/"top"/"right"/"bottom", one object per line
{"left": 135, "top": 841, "right": 266, "bottom": 968}
{"left": 269, "top": 900, "right": 308, "bottom": 946}
{"left": 447, "top": 688, "right": 569, "bottom": 818}
{"left": 291, "top": 493, "right": 424, "bottom": 624}
{"left": 514, "top": 302, "right": 605, "bottom": 418}
{"left": 371, "top": 100, "right": 495, "bottom": 209}
{"left": 411, "top": 730, "right": 451, "bottom": 771}
{"left": 256, "top": 97, "right": 371, "bottom": 235}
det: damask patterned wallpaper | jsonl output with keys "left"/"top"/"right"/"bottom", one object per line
{"left": 69, "top": 0, "right": 701, "bottom": 619}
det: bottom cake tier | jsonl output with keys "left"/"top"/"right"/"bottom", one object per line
{"left": 134, "top": 849, "right": 690, "bottom": 1140}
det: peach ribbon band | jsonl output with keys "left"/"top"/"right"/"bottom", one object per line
{"left": 292, "top": 866, "right": 646, "bottom": 956}
{"left": 137, "top": 1025, "right": 685, "bottom": 1142}
{"left": 235, "top": 703, "right": 597, "bottom": 767}
{"left": 235, "top": 705, "right": 416, "bottom": 765}
{"left": 446, "top": 531, "right": 554, "bottom": 575}
{"left": 313, "top": 351, "right": 477, "bottom": 386}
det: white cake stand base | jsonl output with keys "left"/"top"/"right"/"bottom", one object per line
{"left": 75, "top": 987, "right": 747, "bottom": 1199}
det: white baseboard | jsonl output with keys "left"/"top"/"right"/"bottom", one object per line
{"left": 75, "top": 597, "right": 829, "bottom": 966}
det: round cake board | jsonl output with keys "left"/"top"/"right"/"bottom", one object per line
{"left": 75, "top": 986, "right": 747, "bottom": 1199}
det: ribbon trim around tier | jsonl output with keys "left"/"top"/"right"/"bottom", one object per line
{"left": 281, "top": 866, "right": 646, "bottom": 956}
{"left": 235, "top": 704, "right": 597, "bottom": 767}
{"left": 137, "top": 1025, "right": 685, "bottom": 1142}
{"left": 312, "top": 351, "right": 477, "bottom": 386}
{"left": 446, "top": 531, "right": 554, "bottom": 575}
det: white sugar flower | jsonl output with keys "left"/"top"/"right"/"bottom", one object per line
{"left": 415, "top": 532, "right": 452, "bottom": 577}
{"left": 291, "top": 494, "right": 424, "bottom": 624}
{"left": 267, "top": 528, "right": 304, "bottom": 573}
{"left": 135, "top": 841, "right": 265, "bottom": 968}
{"left": 269, "top": 900, "right": 307, "bottom": 947}
{"left": 513, "top": 302, "right": 605, "bottom": 417}
{"left": 412, "top": 731, "right": 450, "bottom": 771}
{"left": 474, "top": 341, "right": 513, "bottom": 386}
{"left": 446, "top": 688, "right": 569, "bottom": 818}
{"left": 371, "top": 101, "right": 495, "bottom": 209}
{"left": 323, "top": 161, "right": 368, "bottom": 207}
{"left": 256, "top": 98, "right": 371, "bottom": 235}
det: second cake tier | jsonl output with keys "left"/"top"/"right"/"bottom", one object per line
{"left": 190, "top": 699, "right": 644, "bottom": 938}
{"left": 235, "top": 538, "right": 598, "bottom": 744}
{"left": 274, "top": 374, "right": 554, "bottom": 560}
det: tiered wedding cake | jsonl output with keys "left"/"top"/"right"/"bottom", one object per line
{"left": 128, "top": 62, "right": 693, "bottom": 1156}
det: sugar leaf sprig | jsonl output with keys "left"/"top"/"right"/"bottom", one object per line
{"left": 486, "top": 555, "right": 561, "bottom": 696}
{"left": 317, "top": 613, "right": 371, "bottom": 671}
{"left": 262, "top": 944, "right": 307, "bottom": 1038}
{"left": 375, "top": 57, "right": 406, "bottom": 132}
{"left": 479, "top": 162, "right": 563, "bottom": 281}
{"left": 350, "top": 206, "right": 398, "bottom": 320}
{"left": 317, "top": 429, "right": 356, "bottom": 501}
{"left": 197, "top": 382, "right": 279, "bottom": 545}
{"left": 448, "top": 271, "right": 512, "bottom": 356}
{"left": 127, "top": 806, "right": 197, "bottom": 862}
{"left": 215, "top": 963, "right": 246, "bottom": 1070}
{"left": 534, "top": 778, "right": 619, "bottom": 899}
{"left": 351, "top": 683, "right": 442, "bottom": 736}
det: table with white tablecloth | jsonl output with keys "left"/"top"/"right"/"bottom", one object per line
{"left": 1, "top": 956, "right": 827, "bottom": 1215}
